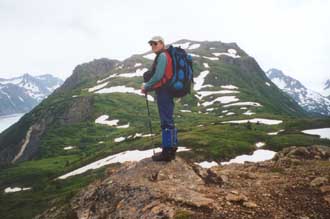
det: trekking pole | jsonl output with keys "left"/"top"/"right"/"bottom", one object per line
{"left": 145, "top": 92, "right": 155, "bottom": 155}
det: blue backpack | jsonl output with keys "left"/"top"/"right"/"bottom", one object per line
{"left": 166, "top": 45, "right": 194, "bottom": 97}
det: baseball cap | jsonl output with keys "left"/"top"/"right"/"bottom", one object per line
{"left": 148, "top": 36, "right": 165, "bottom": 44}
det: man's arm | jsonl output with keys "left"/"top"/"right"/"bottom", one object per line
{"left": 144, "top": 52, "right": 167, "bottom": 90}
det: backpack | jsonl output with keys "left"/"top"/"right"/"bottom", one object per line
{"left": 166, "top": 45, "right": 194, "bottom": 97}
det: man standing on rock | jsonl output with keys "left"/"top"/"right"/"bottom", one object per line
{"left": 141, "top": 36, "right": 178, "bottom": 162}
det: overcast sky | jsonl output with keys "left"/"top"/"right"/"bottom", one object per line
{"left": 0, "top": 0, "right": 329, "bottom": 93}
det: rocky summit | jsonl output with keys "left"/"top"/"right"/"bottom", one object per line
{"left": 36, "top": 145, "right": 330, "bottom": 219}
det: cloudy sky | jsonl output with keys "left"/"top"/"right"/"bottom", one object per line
{"left": 0, "top": 0, "right": 329, "bottom": 93}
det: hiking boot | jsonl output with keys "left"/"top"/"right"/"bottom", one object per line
{"left": 152, "top": 147, "right": 175, "bottom": 162}
{"left": 170, "top": 146, "right": 178, "bottom": 159}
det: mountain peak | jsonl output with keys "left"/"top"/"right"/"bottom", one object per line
{"left": 319, "top": 79, "right": 330, "bottom": 98}
{"left": 266, "top": 68, "right": 330, "bottom": 116}
{"left": 54, "top": 58, "right": 119, "bottom": 94}
{"left": 266, "top": 68, "right": 285, "bottom": 77}
{"left": 170, "top": 39, "right": 242, "bottom": 51}
{"left": 22, "top": 73, "right": 33, "bottom": 77}
{"left": 324, "top": 79, "right": 330, "bottom": 91}
{"left": 171, "top": 38, "right": 198, "bottom": 44}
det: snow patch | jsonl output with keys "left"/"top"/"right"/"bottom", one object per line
{"left": 114, "top": 137, "right": 126, "bottom": 143}
{"left": 18, "top": 96, "right": 24, "bottom": 102}
{"left": 223, "top": 102, "right": 262, "bottom": 108}
{"left": 180, "top": 110, "right": 192, "bottom": 113}
{"left": 95, "top": 115, "right": 119, "bottom": 126}
{"left": 96, "top": 68, "right": 148, "bottom": 84}
{"left": 220, "top": 85, "right": 238, "bottom": 89}
{"left": 301, "top": 128, "right": 330, "bottom": 140}
{"left": 115, "top": 68, "right": 148, "bottom": 78}
{"left": 222, "top": 118, "right": 283, "bottom": 125}
{"left": 221, "top": 149, "right": 276, "bottom": 165}
{"left": 228, "top": 48, "right": 237, "bottom": 55}
{"left": 212, "top": 49, "right": 240, "bottom": 58}
{"left": 117, "top": 123, "right": 130, "bottom": 129}
{"left": 187, "top": 43, "right": 200, "bottom": 50}
{"left": 202, "top": 96, "right": 239, "bottom": 107}
{"left": 242, "top": 110, "right": 255, "bottom": 115}
{"left": 188, "top": 53, "right": 200, "bottom": 57}
{"left": 4, "top": 187, "right": 31, "bottom": 193}
{"left": 97, "top": 74, "right": 118, "bottom": 84}
{"left": 255, "top": 142, "right": 265, "bottom": 148}
{"left": 172, "top": 42, "right": 190, "bottom": 49}
{"left": 272, "top": 78, "right": 286, "bottom": 89}
{"left": 194, "top": 70, "right": 212, "bottom": 91}
{"left": 95, "top": 85, "right": 154, "bottom": 101}
{"left": 143, "top": 53, "right": 156, "bottom": 60}
{"left": 225, "top": 112, "right": 235, "bottom": 116}
{"left": 64, "top": 146, "right": 75, "bottom": 150}
{"left": 196, "top": 90, "right": 239, "bottom": 100}
{"left": 88, "top": 82, "right": 109, "bottom": 92}
{"left": 203, "top": 56, "right": 219, "bottom": 61}
{"left": 195, "top": 161, "right": 218, "bottom": 168}
{"left": 141, "top": 134, "right": 155, "bottom": 137}
{"left": 56, "top": 147, "right": 191, "bottom": 179}
{"left": 267, "top": 129, "right": 284, "bottom": 135}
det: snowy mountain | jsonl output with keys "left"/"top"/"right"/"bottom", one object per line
{"left": 266, "top": 68, "right": 330, "bottom": 116}
{"left": 0, "top": 73, "right": 63, "bottom": 116}
{"left": 322, "top": 79, "right": 330, "bottom": 98}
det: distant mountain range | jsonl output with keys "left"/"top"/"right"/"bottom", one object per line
{"left": 0, "top": 73, "right": 63, "bottom": 116}
{"left": 266, "top": 68, "right": 330, "bottom": 116}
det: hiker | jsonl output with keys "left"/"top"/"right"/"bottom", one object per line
{"left": 140, "top": 36, "right": 178, "bottom": 162}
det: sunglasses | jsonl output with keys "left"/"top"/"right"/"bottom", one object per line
{"left": 149, "top": 42, "right": 158, "bottom": 46}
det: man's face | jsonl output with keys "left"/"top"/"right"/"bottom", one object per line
{"left": 149, "top": 41, "right": 164, "bottom": 53}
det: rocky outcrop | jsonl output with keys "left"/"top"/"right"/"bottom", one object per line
{"left": 272, "top": 145, "right": 330, "bottom": 163}
{"left": 36, "top": 145, "right": 330, "bottom": 219}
